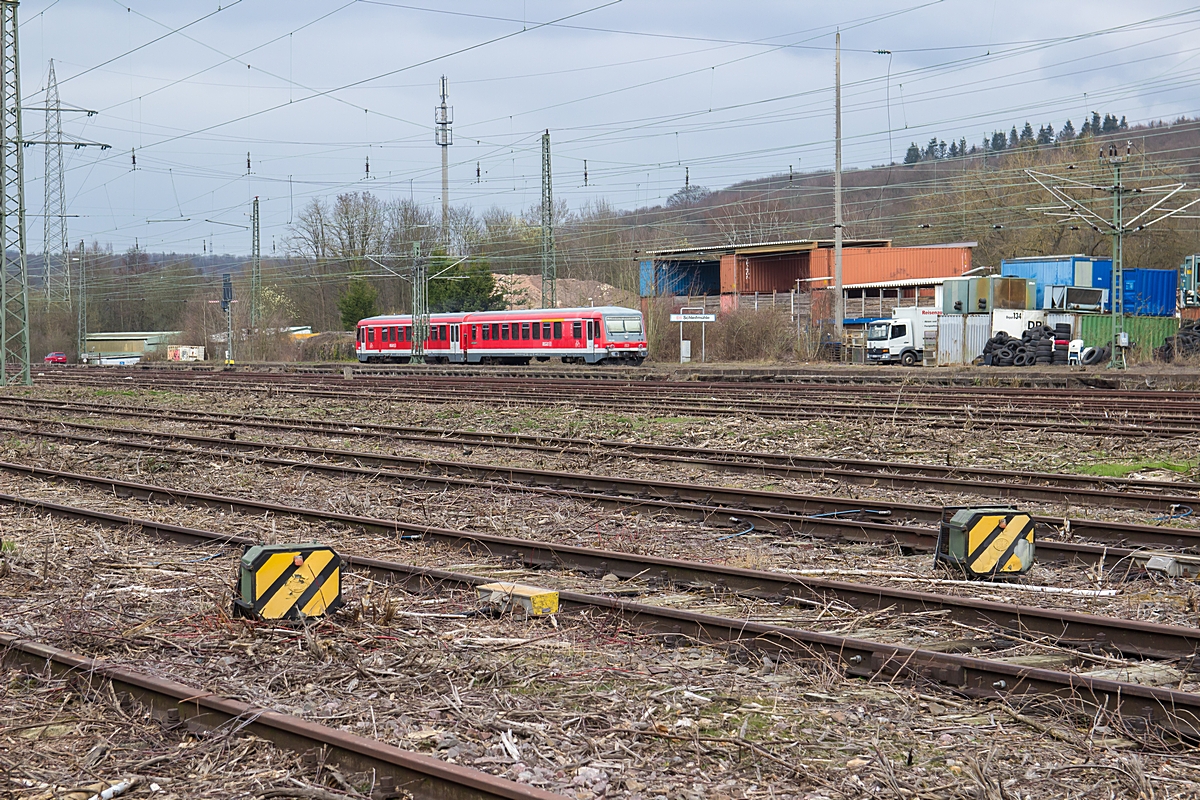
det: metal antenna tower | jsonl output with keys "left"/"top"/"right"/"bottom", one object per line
{"left": 0, "top": 0, "right": 29, "bottom": 385}
{"left": 434, "top": 76, "right": 452, "bottom": 245}
{"left": 42, "top": 59, "right": 66, "bottom": 304}
{"left": 540, "top": 129, "right": 556, "bottom": 309}
{"left": 249, "top": 196, "right": 261, "bottom": 327}
{"left": 1027, "top": 144, "right": 1200, "bottom": 369}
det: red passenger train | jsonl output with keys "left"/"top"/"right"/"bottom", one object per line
{"left": 356, "top": 306, "right": 647, "bottom": 365}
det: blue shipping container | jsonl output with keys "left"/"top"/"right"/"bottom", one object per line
{"left": 1119, "top": 268, "right": 1177, "bottom": 316}
{"left": 638, "top": 259, "right": 720, "bottom": 297}
{"left": 638, "top": 260, "right": 655, "bottom": 297}
{"left": 1001, "top": 256, "right": 1112, "bottom": 307}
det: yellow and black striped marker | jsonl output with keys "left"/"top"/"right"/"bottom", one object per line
{"left": 936, "top": 507, "right": 1036, "bottom": 577}
{"left": 234, "top": 544, "right": 343, "bottom": 620}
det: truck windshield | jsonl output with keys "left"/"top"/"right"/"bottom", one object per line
{"left": 867, "top": 322, "right": 891, "bottom": 341}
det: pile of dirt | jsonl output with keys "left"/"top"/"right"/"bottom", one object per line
{"left": 495, "top": 274, "right": 637, "bottom": 310}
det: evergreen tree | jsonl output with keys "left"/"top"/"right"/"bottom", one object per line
{"left": 1036, "top": 124, "right": 1054, "bottom": 145}
{"left": 337, "top": 278, "right": 379, "bottom": 330}
{"left": 924, "top": 137, "right": 940, "bottom": 159}
{"left": 1102, "top": 113, "right": 1119, "bottom": 133}
{"left": 990, "top": 131, "right": 1007, "bottom": 151}
{"left": 959, "top": 137, "right": 967, "bottom": 157}
{"left": 1059, "top": 119, "right": 1075, "bottom": 140}
{"left": 1090, "top": 111, "right": 1101, "bottom": 134}
{"left": 1019, "top": 122, "right": 1035, "bottom": 143}
{"left": 1008, "top": 127, "right": 1019, "bottom": 148}
{"left": 938, "top": 140, "right": 948, "bottom": 158}
{"left": 427, "top": 254, "right": 506, "bottom": 313}
{"left": 903, "top": 142, "right": 921, "bottom": 164}
{"left": 1119, "top": 115, "right": 1129, "bottom": 130}
{"left": 948, "top": 140, "right": 959, "bottom": 158}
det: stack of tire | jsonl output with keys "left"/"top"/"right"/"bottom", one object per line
{"left": 1156, "top": 320, "right": 1200, "bottom": 362}
{"left": 981, "top": 323, "right": 1073, "bottom": 367}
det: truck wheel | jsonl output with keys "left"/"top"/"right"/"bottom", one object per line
{"left": 901, "top": 351, "right": 918, "bottom": 367}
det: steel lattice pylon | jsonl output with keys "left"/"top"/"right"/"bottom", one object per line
{"left": 0, "top": 0, "right": 29, "bottom": 385}
{"left": 540, "top": 129, "right": 555, "bottom": 309}
{"left": 43, "top": 58, "right": 67, "bottom": 304}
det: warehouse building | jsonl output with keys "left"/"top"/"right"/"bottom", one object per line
{"left": 639, "top": 238, "right": 975, "bottom": 323}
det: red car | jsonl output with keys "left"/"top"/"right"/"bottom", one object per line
{"left": 43, "top": 352, "right": 67, "bottom": 364}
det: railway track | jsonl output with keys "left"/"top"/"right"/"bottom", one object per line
{"left": 3, "top": 488, "right": 1198, "bottom": 738}
{"left": 0, "top": 466, "right": 1194, "bottom": 660}
{"left": 0, "top": 634, "right": 564, "bottom": 800}
{"left": 32, "top": 369, "right": 1200, "bottom": 435}
{"left": 5, "top": 411, "right": 1200, "bottom": 559}
{"left": 4, "top": 395, "right": 1199, "bottom": 510}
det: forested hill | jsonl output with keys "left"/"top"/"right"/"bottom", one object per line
{"left": 628, "top": 115, "right": 1200, "bottom": 270}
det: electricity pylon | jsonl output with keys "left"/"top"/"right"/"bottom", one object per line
{"left": 0, "top": 0, "right": 29, "bottom": 384}
{"left": 540, "top": 129, "right": 556, "bottom": 309}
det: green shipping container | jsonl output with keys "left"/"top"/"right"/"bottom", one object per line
{"left": 1078, "top": 314, "right": 1178, "bottom": 361}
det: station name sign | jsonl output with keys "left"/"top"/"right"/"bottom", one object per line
{"left": 669, "top": 313, "right": 716, "bottom": 322}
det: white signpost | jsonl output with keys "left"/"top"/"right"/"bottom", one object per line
{"left": 670, "top": 307, "right": 716, "bottom": 364}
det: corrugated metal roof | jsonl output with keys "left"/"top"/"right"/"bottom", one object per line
{"left": 85, "top": 331, "right": 182, "bottom": 341}
{"left": 647, "top": 238, "right": 891, "bottom": 259}
{"left": 839, "top": 277, "right": 956, "bottom": 289}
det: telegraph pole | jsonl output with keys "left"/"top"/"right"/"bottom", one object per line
{"left": 221, "top": 273, "right": 234, "bottom": 365}
{"left": 75, "top": 239, "right": 85, "bottom": 361}
{"left": 435, "top": 76, "right": 452, "bottom": 245}
{"left": 250, "top": 196, "right": 261, "bottom": 327}
{"left": 541, "top": 129, "right": 556, "bottom": 309}
{"left": 833, "top": 30, "right": 844, "bottom": 346}
{"left": 1109, "top": 153, "right": 1126, "bottom": 368}
{"left": 0, "top": 0, "right": 29, "bottom": 385}
{"left": 410, "top": 240, "right": 427, "bottom": 363}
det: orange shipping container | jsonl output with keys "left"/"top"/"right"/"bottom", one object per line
{"left": 808, "top": 246, "right": 971, "bottom": 286}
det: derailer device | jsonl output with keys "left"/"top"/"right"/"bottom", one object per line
{"left": 935, "top": 507, "right": 1035, "bottom": 578}
{"left": 234, "top": 543, "right": 343, "bottom": 621}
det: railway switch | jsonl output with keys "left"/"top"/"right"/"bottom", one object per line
{"left": 935, "top": 507, "right": 1035, "bottom": 578}
{"left": 477, "top": 582, "right": 559, "bottom": 617}
{"left": 234, "top": 543, "right": 344, "bottom": 621}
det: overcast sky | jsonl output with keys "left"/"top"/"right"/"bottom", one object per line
{"left": 19, "top": 0, "right": 1200, "bottom": 256}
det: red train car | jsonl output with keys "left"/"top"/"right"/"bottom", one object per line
{"left": 356, "top": 306, "right": 646, "bottom": 365}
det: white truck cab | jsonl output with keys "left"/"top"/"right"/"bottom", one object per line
{"left": 866, "top": 307, "right": 940, "bottom": 366}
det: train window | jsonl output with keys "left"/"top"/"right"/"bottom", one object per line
{"left": 440, "top": 325, "right": 447, "bottom": 340}
{"left": 553, "top": 321, "right": 563, "bottom": 339}
{"left": 542, "top": 322, "right": 551, "bottom": 339}
{"left": 472, "top": 325, "right": 479, "bottom": 340}
{"left": 572, "top": 321, "right": 582, "bottom": 339}
{"left": 367, "top": 327, "right": 375, "bottom": 343}
{"left": 521, "top": 322, "right": 530, "bottom": 340}
{"left": 531, "top": 321, "right": 541, "bottom": 338}
{"left": 586, "top": 320, "right": 593, "bottom": 339}
{"left": 491, "top": 323, "right": 500, "bottom": 340}
{"left": 482, "top": 325, "right": 490, "bottom": 340}
{"left": 501, "top": 323, "right": 510, "bottom": 340}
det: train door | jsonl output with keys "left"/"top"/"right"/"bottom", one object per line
{"left": 586, "top": 318, "right": 597, "bottom": 362}
{"left": 449, "top": 324, "right": 462, "bottom": 361}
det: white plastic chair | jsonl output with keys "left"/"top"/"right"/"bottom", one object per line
{"left": 1067, "top": 338, "right": 1084, "bottom": 365}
